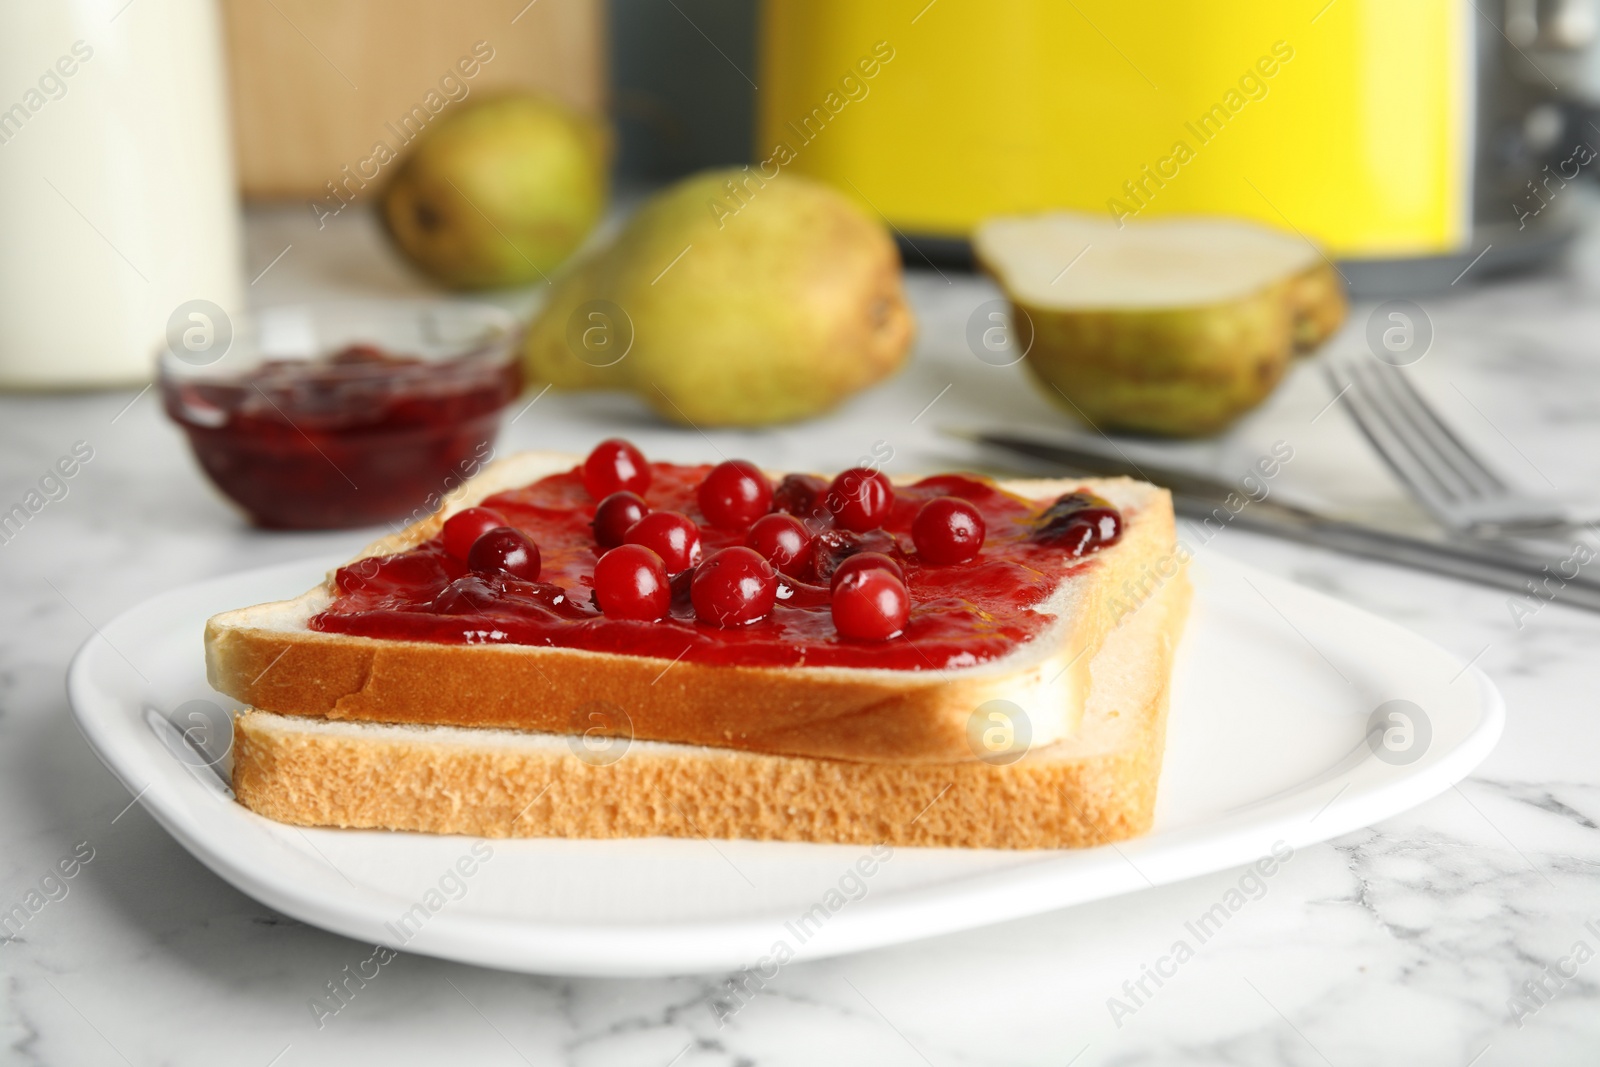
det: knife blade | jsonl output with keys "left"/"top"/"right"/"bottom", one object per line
{"left": 947, "top": 428, "right": 1600, "bottom": 614}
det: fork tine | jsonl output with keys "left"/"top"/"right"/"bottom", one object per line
{"left": 1325, "top": 356, "right": 1462, "bottom": 521}
{"left": 1369, "top": 364, "right": 1509, "bottom": 494}
{"left": 1347, "top": 359, "right": 1477, "bottom": 502}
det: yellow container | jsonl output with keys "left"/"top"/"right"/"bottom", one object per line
{"left": 757, "top": 0, "right": 1471, "bottom": 258}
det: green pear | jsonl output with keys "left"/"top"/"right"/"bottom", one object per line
{"left": 381, "top": 95, "right": 608, "bottom": 290}
{"left": 523, "top": 168, "right": 915, "bottom": 426}
{"left": 975, "top": 213, "right": 1347, "bottom": 437}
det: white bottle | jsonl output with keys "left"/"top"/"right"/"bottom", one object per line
{"left": 0, "top": 0, "right": 242, "bottom": 389}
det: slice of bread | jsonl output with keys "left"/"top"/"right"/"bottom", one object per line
{"left": 231, "top": 562, "right": 1189, "bottom": 848}
{"left": 207, "top": 452, "right": 1179, "bottom": 764}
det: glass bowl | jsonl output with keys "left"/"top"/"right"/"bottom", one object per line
{"left": 160, "top": 300, "right": 523, "bottom": 529}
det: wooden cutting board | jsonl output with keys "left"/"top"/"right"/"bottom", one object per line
{"left": 222, "top": 0, "right": 604, "bottom": 200}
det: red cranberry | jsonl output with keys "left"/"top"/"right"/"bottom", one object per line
{"left": 427, "top": 575, "right": 503, "bottom": 614}
{"left": 467, "top": 526, "right": 541, "bottom": 580}
{"left": 441, "top": 506, "right": 509, "bottom": 560}
{"left": 829, "top": 551, "right": 904, "bottom": 590}
{"left": 1035, "top": 492, "right": 1123, "bottom": 557}
{"left": 772, "top": 473, "right": 827, "bottom": 518}
{"left": 746, "top": 513, "right": 812, "bottom": 575}
{"left": 593, "top": 491, "right": 650, "bottom": 548}
{"left": 624, "top": 510, "right": 702, "bottom": 572}
{"left": 1052, "top": 509, "right": 1121, "bottom": 556}
{"left": 583, "top": 438, "right": 650, "bottom": 499}
{"left": 805, "top": 527, "right": 869, "bottom": 585}
{"left": 826, "top": 468, "right": 894, "bottom": 532}
{"left": 697, "top": 460, "right": 773, "bottom": 530}
{"left": 912, "top": 496, "right": 987, "bottom": 565}
{"left": 691, "top": 547, "right": 778, "bottom": 626}
{"left": 593, "top": 544, "right": 671, "bottom": 621}
{"left": 832, "top": 568, "right": 910, "bottom": 641}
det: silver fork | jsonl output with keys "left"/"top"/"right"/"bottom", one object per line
{"left": 1324, "top": 353, "right": 1595, "bottom": 540}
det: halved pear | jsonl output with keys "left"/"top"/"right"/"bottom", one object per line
{"left": 974, "top": 213, "right": 1347, "bottom": 437}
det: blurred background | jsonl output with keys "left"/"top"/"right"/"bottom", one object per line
{"left": 4, "top": 0, "right": 1600, "bottom": 543}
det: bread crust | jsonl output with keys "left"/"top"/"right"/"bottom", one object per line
{"left": 207, "top": 453, "right": 1179, "bottom": 764}
{"left": 232, "top": 568, "right": 1189, "bottom": 848}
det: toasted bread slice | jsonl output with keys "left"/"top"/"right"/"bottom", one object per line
{"left": 207, "top": 452, "right": 1178, "bottom": 764}
{"left": 231, "top": 562, "right": 1188, "bottom": 848}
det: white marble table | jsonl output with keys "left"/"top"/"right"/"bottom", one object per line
{"left": 3, "top": 203, "right": 1598, "bottom": 1066}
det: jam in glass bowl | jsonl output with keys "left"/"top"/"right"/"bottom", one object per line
{"left": 160, "top": 301, "right": 522, "bottom": 529}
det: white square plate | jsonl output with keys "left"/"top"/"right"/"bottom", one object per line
{"left": 67, "top": 554, "right": 1501, "bottom": 976}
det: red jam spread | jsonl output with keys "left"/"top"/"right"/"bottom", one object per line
{"left": 163, "top": 344, "right": 520, "bottom": 529}
{"left": 309, "top": 454, "right": 1127, "bottom": 671}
